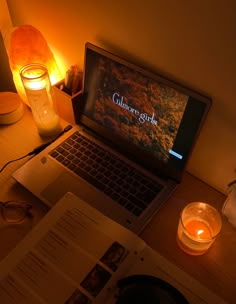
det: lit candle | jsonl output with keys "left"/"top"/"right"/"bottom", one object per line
{"left": 20, "top": 64, "right": 61, "bottom": 136}
{"left": 177, "top": 202, "right": 222, "bottom": 255}
{"left": 185, "top": 220, "right": 211, "bottom": 239}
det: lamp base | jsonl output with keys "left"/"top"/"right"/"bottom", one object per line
{"left": 0, "top": 92, "right": 24, "bottom": 124}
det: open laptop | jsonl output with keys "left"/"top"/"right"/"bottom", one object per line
{"left": 12, "top": 42, "right": 211, "bottom": 234}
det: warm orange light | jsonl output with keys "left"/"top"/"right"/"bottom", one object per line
{"left": 197, "top": 229, "right": 204, "bottom": 235}
{"left": 177, "top": 202, "right": 222, "bottom": 255}
{"left": 21, "top": 66, "right": 48, "bottom": 90}
{"left": 20, "top": 64, "right": 61, "bottom": 136}
{"left": 185, "top": 220, "right": 212, "bottom": 239}
{"left": 7, "top": 24, "right": 62, "bottom": 106}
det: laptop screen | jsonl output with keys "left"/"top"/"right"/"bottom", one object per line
{"left": 78, "top": 43, "right": 211, "bottom": 181}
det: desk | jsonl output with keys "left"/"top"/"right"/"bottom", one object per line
{"left": 0, "top": 106, "right": 236, "bottom": 303}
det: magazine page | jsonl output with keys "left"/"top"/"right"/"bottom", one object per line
{"left": 0, "top": 192, "right": 146, "bottom": 304}
{"left": 107, "top": 245, "right": 226, "bottom": 304}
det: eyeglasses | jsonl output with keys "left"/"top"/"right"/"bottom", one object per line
{"left": 0, "top": 201, "right": 33, "bottom": 223}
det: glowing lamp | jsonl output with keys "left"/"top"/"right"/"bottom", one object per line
{"left": 7, "top": 24, "right": 62, "bottom": 107}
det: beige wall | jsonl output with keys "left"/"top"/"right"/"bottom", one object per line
{"left": 5, "top": 0, "right": 236, "bottom": 194}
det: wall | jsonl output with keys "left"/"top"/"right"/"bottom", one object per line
{"left": 5, "top": 0, "right": 236, "bottom": 194}
{"left": 0, "top": 32, "right": 16, "bottom": 92}
{"left": 0, "top": 0, "right": 16, "bottom": 91}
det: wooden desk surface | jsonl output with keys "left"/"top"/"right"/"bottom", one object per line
{"left": 0, "top": 106, "right": 236, "bottom": 303}
{"left": 141, "top": 174, "right": 236, "bottom": 303}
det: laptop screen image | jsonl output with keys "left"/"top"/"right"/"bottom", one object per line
{"left": 79, "top": 44, "right": 211, "bottom": 181}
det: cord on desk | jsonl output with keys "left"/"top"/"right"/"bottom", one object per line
{"left": 0, "top": 125, "right": 72, "bottom": 173}
{"left": 0, "top": 154, "right": 30, "bottom": 173}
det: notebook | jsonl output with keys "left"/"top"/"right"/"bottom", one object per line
{"left": 12, "top": 42, "right": 211, "bottom": 234}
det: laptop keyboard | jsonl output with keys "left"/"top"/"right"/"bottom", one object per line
{"left": 49, "top": 132, "right": 163, "bottom": 217}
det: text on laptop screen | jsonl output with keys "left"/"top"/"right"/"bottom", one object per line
{"left": 81, "top": 45, "right": 210, "bottom": 176}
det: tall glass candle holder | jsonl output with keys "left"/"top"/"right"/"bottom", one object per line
{"left": 20, "top": 63, "right": 61, "bottom": 136}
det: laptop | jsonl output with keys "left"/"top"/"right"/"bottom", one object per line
{"left": 12, "top": 42, "right": 211, "bottom": 234}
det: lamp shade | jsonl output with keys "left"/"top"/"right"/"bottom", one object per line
{"left": 7, "top": 24, "right": 62, "bottom": 107}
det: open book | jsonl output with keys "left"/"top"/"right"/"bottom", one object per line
{"left": 0, "top": 192, "right": 226, "bottom": 304}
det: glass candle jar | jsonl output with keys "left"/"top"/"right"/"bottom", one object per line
{"left": 177, "top": 202, "right": 222, "bottom": 255}
{"left": 20, "top": 63, "right": 61, "bottom": 136}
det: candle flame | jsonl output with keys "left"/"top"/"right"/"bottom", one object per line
{"left": 197, "top": 229, "right": 204, "bottom": 235}
{"left": 27, "top": 81, "right": 45, "bottom": 90}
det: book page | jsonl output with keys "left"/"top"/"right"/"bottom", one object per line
{"left": 0, "top": 192, "right": 145, "bottom": 304}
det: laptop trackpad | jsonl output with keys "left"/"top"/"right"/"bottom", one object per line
{"left": 41, "top": 172, "right": 97, "bottom": 206}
